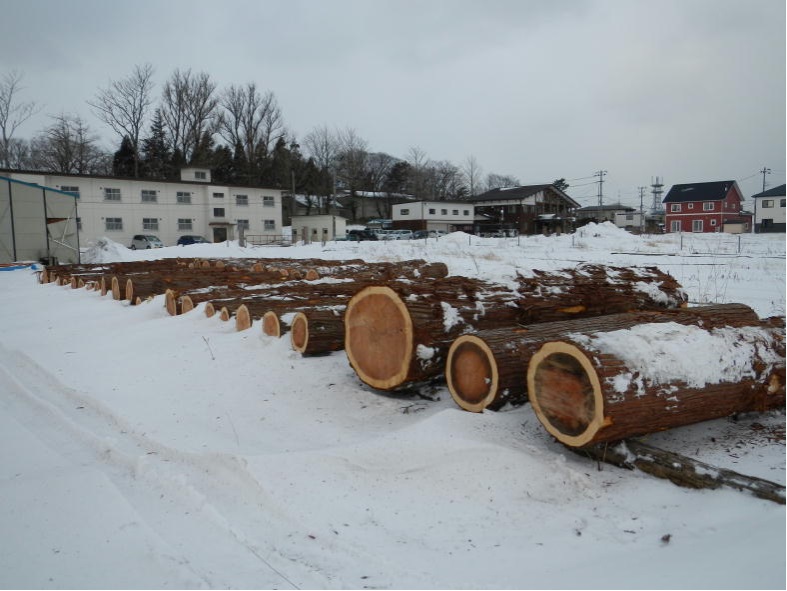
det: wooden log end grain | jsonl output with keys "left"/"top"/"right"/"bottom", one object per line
{"left": 219, "top": 306, "right": 231, "bottom": 321}
{"left": 125, "top": 278, "right": 134, "bottom": 303}
{"left": 205, "top": 302, "right": 216, "bottom": 318}
{"left": 100, "top": 276, "right": 109, "bottom": 296}
{"left": 262, "top": 311, "right": 281, "bottom": 337}
{"left": 305, "top": 268, "right": 320, "bottom": 281}
{"left": 345, "top": 285, "right": 413, "bottom": 390}
{"left": 526, "top": 342, "right": 605, "bottom": 448}
{"left": 290, "top": 312, "right": 309, "bottom": 353}
{"left": 111, "top": 276, "right": 122, "bottom": 300}
{"left": 181, "top": 295, "right": 195, "bottom": 314}
{"left": 446, "top": 335, "right": 500, "bottom": 412}
{"left": 235, "top": 304, "right": 252, "bottom": 331}
{"left": 165, "top": 289, "right": 178, "bottom": 316}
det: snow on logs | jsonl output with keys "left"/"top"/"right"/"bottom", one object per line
{"left": 344, "top": 265, "right": 687, "bottom": 392}
{"left": 525, "top": 315, "right": 785, "bottom": 448}
{"left": 446, "top": 303, "right": 764, "bottom": 412}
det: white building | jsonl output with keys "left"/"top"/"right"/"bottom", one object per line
{"left": 391, "top": 200, "right": 475, "bottom": 232}
{"left": 751, "top": 184, "right": 786, "bottom": 233}
{"left": 1, "top": 167, "right": 284, "bottom": 248}
{"left": 291, "top": 214, "right": 346, "bottom": 244}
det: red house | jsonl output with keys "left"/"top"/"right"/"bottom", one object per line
{"left": 663, "top": 180, "right": 752, "bottom": 233}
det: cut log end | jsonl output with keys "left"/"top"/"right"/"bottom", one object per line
{"left": 345, "top": 286, "right": 413, "bottom": 390}
{"left": 262, "top": 311, "right": 281, "bottom": 337}
{"left": 527, "top": 342, "right": 605, "bottom": 448}
{"left": 219, "top": 306, "right": 230, "bottom": 321}
{"left": 291, "top": 312, "right": 309, "bottom": 353}
{"left": 111, "top": 276, "right": 121, "bottom": 300}
{"left": 125, "top": 278, "right": 134, "bottom": 302}
{"left": 181, "top": 295, "right": 195, "bottom": 314}
{"left": 235, "top": 304, "right": 252, "bottom": 331}
{"left": 205, "top": 302, "right": 216, "bottom": 318}
{"left": 165, "top": 289, "right": 178, "bottom": 316}
{"left": 446, "top": 335, "right": 499, "bottom": 412}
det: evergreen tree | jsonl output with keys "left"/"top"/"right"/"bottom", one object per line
{"left": 112, "top": 135, "right": 136, "bottom": 177}
{"left": 141, "top": 109, "right": 172, "bottom": 179}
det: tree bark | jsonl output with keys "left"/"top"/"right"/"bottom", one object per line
{"left": 446, "top": 303, "right": 763, "bottom": 412}
{"left": 290, "top": 307, "right": 347, "bottom": 355}
{"left": 573, "top": 438, "right": 785, "bottom": 505}
{"left": 526, "top": 321, "right": 785, "bottom": 447}
{"left": 345, "top": 265, "right": 687, "bottom": 392}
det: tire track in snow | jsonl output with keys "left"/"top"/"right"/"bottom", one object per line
{"left": 0, "top": 344, "right": 328, "bottom": 589}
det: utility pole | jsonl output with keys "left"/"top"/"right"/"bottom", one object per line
{"left": 595, "top": 170, "right": 607, "bottom": 207}
{"left": 760, "top": 166, "right": 771, "bottom": 193}
{"left": 638, "top": 186, "right": 646, "bottom": 232}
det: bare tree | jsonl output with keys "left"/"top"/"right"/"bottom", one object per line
{"left": 218, "top": 83, "right": 283, "bottom": 181}
{"left": 484, "top": 172, "right": 520, "bottom": 191}
{"left": 31, "top": 113, "right": 104, "bottom": 174}
{"left": 88, "top": 63, "right": 154, "bottom": 177}
{"left": 161, "top": 69, "right": 219, "bottom": 164}
{"left": 335, "top": 127, "right": 369, "bottom": 196}
{"left": 0, "top": 70, "right": 42, "bottom": 168}
{"left": 406, "top": 146, "right": 431, "bottom": 199}
{"left": 303, "top": 125, "right": 340, "bottom": 212}
{"left": 463, "top": 155, "right": 483, "bottom": 197}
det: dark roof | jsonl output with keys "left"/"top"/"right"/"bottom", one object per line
{"left": 473, "top": 184, "right": 580, "bottom": 207}
{"left": 751, "top": 184, "right": 786, "bottom": 199}
{"left": 576, "top": 203, "right": 635, "bottom": 213}
{"left": 662, "top": 180, "right": 739, "bottom": 203}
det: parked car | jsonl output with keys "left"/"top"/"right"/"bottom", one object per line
{"left": 130, "top": 234, "right": 164, "bottom": 249}
{"left": 177, "top": 235, "right": 210, "bottom": 246}
{"left": 346, "top": 229, "right": 379, "bottom": 241}
{"left": 412, "top": 230, "right": 449, "bottom": 239}
{"left": 389, "top": 229, "right": 414, "bottom": 240}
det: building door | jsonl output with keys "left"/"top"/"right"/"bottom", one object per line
{"left": 670, "top": 220, "right": 681, "bottom": 232}
{"left": 212, "top": 227, "right": 227, "bottom": 242}
{"left": 692, "top": 219, "right": 703, "bottom": 232}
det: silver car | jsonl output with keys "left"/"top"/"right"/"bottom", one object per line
{"left": 130, "top": 234, "right": 164, "bottom": 249}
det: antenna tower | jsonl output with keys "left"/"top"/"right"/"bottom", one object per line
{"left": 650, "top": 176, "right": 664, "bottom": 214}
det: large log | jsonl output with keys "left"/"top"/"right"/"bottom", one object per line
{"left": 574, "top": 438, "right": 785, "bottom": 505}
{"left": 290, "top": 307, "right": 347, "bottom": 355}
{"left": 344, "top": 265, "right": 687, "bottom": 391}
{"left": 446, "top": 303, "right": 763, "bottom": 412}
{"left": 526, "top": 320, "right": 785, "bottom": 447}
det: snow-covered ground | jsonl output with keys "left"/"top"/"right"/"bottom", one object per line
{"left": 1, "top": 223, "right": 784, "bottom": 589}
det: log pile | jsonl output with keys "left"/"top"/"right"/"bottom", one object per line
{"left": 39, "top": 255, "right": 785, "bottom": 502}
{"left": 344, "top": 265, "right": 687, "bottom": 392}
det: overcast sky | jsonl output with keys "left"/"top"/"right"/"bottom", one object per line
{"left": 1, "top": 0, "right": 784, "bottom": 206}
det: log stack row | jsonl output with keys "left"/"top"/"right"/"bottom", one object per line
{"left": 40, "top": 258, "right": 785, "bottom": 456}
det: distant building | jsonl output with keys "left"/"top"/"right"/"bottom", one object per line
{"left": 0, "top": 167, "right": 284, "bottom": 247}
{"left": 750, "top": 184, "right": 786, "bottom": 233}
{"left": 576, "top": 203, "right": 635, "bottom": 226}
{"left": 472, "top": 184, "right": 579, "bottom": 235}
{"left": 291, "top": 214, "right": 346, "bottom": 244}
{"left": 392, "top": 201, "right": 474, "bottom": 233}
{"left": 662, "top": 180, "right": 751, "bottom": 233}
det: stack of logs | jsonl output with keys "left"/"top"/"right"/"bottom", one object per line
{"left": 40, "top": 256, "right": 785, "bottom": 496}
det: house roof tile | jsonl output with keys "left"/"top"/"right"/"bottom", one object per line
{"left": 663, "top": 180, "right": 739, "bottom": 203}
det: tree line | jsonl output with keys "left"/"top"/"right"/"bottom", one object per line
{"left": 1, "top": 66, "right": 566, "bottom": 213}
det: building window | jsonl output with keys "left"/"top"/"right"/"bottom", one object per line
{"left": 692, "top": 219, "right": 703, "bottom": 232}
{"left": 195, "top": 171, "right": 206, "bottom": 180}
{"left": 441, "top": 209, "right": 447, "bottom": 215}
{"left": 176, "top": 191, "right": 191, "bottom": 204}
{"left": 141, "top": 189, "right": 158, "bottom": 203}
{"left": 237, "top": 219, "right": 249, "bottom": 231}
{"left": 464, "top": 210, "right": 470, "bottom": 216}
{"left": 104, "top": 188, "right": 121, "bottom": 201}
{"left": 213, "top": 192, "right": 224, "bottom": 198}
{"left": 688, "top": 203, "right": 694, "bottom": 209}
{"left": 428, "top": 208, "right": 436, "bottom": 215}
{"left": 263, "top": 195, "right": 275, "bottom": 207}
{"left": 762, "top": 199, "right": 774, "bottom": 208}
{"left": 213, "top": 208, "right": 225, "bottom": 218}
{"left": 142, "top": 217, "right": 158, "bottom": 231}
{"left": 61, "top": 185, "right": 79, "bottom": 198}
{"left": 625, "top": 214, "right": 634, "bottom": 221}
{"left": 105, "top": 217, "right": 123, "bottom": 231}
{"left": 76, "top": 217, "right": 82, "bottom": 230}
{"left": 703, "top": 202, "right": 714, "bottom": 211}
{"left": 235, "top": 194, "right": 249, "bottom": 206}
{"left": 452, "top": 209, "right": 459, "bottom": 215}
{"left": 670, "top": 203, "right": 681, "bottom": 212}
{"left": 710, "top": 219, "right": 717, "bottom": 226}
{"left": 263, "top": 219, "right": 276, "bottom": 231}
{"left": 780, "top": 199, "right": 786, "bottom": 207}
{"left": 670, "top": 220, "right": 681, "bottom": 232}
{"left": 400, "top": 209, "right": 410, "bottom": 215}
{"left": 178, "top": 218, "right": 193, "bottom": 231}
